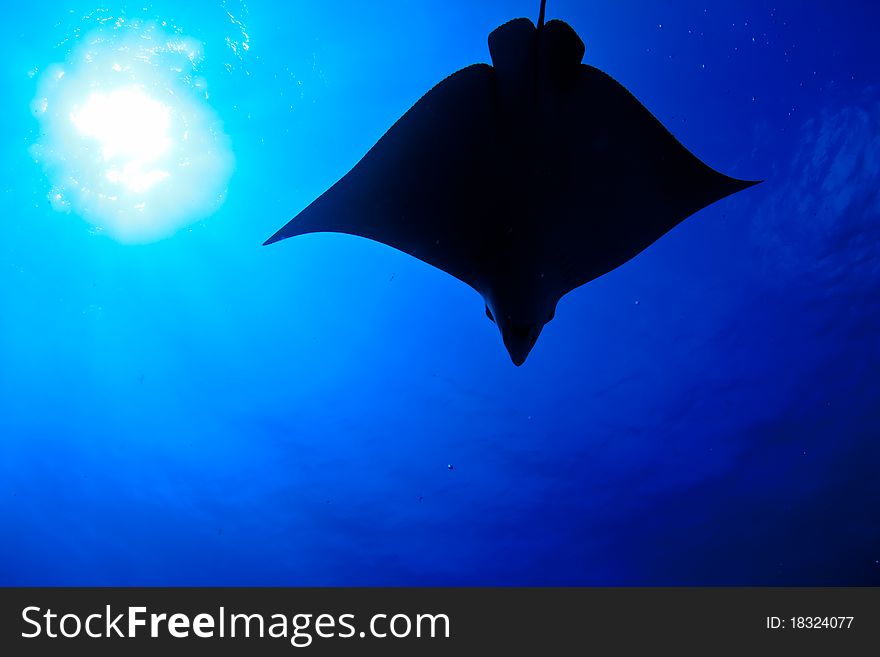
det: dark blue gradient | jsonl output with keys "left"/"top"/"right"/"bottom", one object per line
{"left": 0, "top": 0, "right": 877, "bottom": 585}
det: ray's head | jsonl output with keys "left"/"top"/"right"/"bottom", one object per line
{"left": 499, "top": 318, "right": 543, "bottom": 367}
{"left": 485, "top": 289, "right": 558, "bottom": 367}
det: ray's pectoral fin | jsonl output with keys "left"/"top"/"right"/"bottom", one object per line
{"left": 262, "top": 63, "right": 498, "bottom": 293}
{"left": 485, "top": 305, "right": 495, "bottom": 323}
{"left": 541, "top": 59, "right": 762, "bottom": 297}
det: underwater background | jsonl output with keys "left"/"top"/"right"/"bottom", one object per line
{"left": 1, "top": 0, "right": 878, "bottom": 585}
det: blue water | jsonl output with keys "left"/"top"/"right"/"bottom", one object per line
{"left": 1, "top": 0, "right": 878, "bottom": 585}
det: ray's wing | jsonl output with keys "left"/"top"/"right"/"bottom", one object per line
{"left": 264, "top": 64, "right": 499, "bottom": 290}
{"left": 537, "top": 62, "right": 759, "bottom": 297}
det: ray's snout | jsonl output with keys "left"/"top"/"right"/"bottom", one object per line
{"left": 486, "top": 295, "right": 555, "bottom": 366}
{"left": 501, "top": 322, "right": 542, "bottom": 366}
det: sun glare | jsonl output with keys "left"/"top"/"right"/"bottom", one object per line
{"left": 70, "top": 86, "right": 173, "bottom": 193}
{"left": 30, "top": 20, "right": 234, "bottom": 243}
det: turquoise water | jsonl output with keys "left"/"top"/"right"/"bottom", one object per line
{"left": 1, "top": 0, "right": 878, "bottom": 584}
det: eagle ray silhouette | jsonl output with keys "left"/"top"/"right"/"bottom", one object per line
{"left": 265, "top": 1, "right": 759, "bottom": 365}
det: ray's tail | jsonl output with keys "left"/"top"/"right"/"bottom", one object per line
{"left": 538, "top": 0, "right": 547, "bottom": 29}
